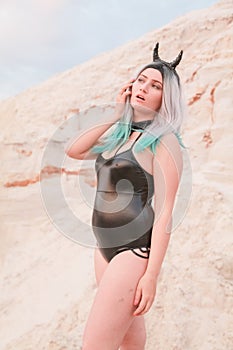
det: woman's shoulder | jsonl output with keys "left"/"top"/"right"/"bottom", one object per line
{"left": 154, "top": 132, "right": 183, "bottom": 161}
{"left": 159, "top": 132, "right": 183, "bottom": 148}
{"left": 160, "top": 131, "right": 180, "bottom": 142}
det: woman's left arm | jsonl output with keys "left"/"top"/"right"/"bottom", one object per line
{"left": 134, "top": 133, "right": 183, "bottom": 316}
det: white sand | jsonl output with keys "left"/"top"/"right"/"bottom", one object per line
{"left": 1, "top": 0, "right": 233, "bottom": 349}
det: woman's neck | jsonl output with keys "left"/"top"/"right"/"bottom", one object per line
{"left": 130, "top": 119, "right": 153, "bottom": 131}
{"left": 132, "top": 109, "right": 155, "bottom": 123}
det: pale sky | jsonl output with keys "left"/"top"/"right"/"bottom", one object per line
{"left": 0, "top": 0, "right": 218, "bottom": 100}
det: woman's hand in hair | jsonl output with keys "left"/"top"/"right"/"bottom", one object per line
{"left": 114, "top": 79, "right": 135, "bottom": 118}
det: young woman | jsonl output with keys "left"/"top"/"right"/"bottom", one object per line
{"left": 66, "top": 42, "right": 186, "bottom": 350}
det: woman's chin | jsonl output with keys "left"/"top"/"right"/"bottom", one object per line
{"left": 131, "top": 102, "right": 155, "bottom": 116}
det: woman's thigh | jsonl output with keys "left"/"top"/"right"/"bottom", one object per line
{"left": 82, "top": 250, "right": 148, "bottom": 350}
{"left": 94, "top": 248, "right": 108, "bottom": 285}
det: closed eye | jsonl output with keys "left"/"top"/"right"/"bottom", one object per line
{"left": 138, "top": 77, "right": 145, "bottom": 83}
{"left": 152, "top": 84, "right": 162, "bottom": 90}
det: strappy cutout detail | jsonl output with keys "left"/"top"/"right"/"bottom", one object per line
{"left": 101, "top": 132, "right": 142, "bottom": 161}
{"left": 112, "top": 246, "right": 150, "bottom": 260}
{"left": 99, "top": 132, "right": 154, "bottom": 177}
{"left": 130, "top": 247, "right": 150, "bottom": 259}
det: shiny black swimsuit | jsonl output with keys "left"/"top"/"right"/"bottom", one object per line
{"left": 92, "top": 121, "right": 155, "bottom": 262}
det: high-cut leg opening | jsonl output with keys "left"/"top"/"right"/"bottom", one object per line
{"left": 130, "top": 247, "right": 150, "bottom": 259}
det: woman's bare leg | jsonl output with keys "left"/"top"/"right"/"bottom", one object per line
{"left": 82, "top": 249, "right": 148, "bottom": 350}
{"left": 94, "top": 248, "right": 108, "bottom": 285}
{"left": 120, "top": 316, "right": 146, "bottom": 350}
{"left": 94, "top": 248, "right": 146, "bottom": 349}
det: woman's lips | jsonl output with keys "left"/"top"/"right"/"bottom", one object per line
{"left": 136, "top": 94, "right": 145, "bottom": 102}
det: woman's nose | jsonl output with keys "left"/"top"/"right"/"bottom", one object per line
{"left": 140, "top": 84, "right": 148, "bottom": 93}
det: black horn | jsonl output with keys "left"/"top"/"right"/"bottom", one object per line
{"left": 153, "top": 42, "right": 160, "bottom": 61}
{"left": 169, "top": 50, "right": 183, "bottom": 69}
{"left": 152, "top": 42, "right": 183, "bottom": 69}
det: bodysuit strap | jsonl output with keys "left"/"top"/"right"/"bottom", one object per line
{"left": 130, "top": 132, "right": 143, "bottom": 149}
{"left": 113, "top": 132, "right": 143, "bottom": 156}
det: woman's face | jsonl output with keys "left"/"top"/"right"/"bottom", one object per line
{"left": 130, "top": 68, "right": 163, "bottom": 113}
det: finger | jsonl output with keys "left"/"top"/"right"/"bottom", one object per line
{"left": 134, "top": 294, "right": 147, "bottom": 314}
{"left": 133, "top": 299, "right": 147, "bottom": 316}
{"left": 119, "top": 87, "right": 130, "bottom": 95}
{"left": 123, "top": 90, "right": 132, "bottom": 97}
{"left": 121, "top": 88, "right": 132, "bottom": 95}
{"left": 139, "top": 297, "right": 155, "bottom": 316}
{"left": 128, "top": 78, "right": 135, "bottom": 84}
{"left": 139, "top": 301, "right": 152, "bottom": 316}
{"left": 120, "top": 81, "right": 134, "bottom": 93}
{"left": 117, "top": 90, "right": 131, "bottom": 104}
{"left": 134, "top": 287, "right": 142, "bottom": 306}
{"left": 124, "top": 78, "right": 135, "bottom": 87}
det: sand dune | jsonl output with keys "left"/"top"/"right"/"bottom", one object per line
{"left": 1, "top": 0, "right": 233, "bottom": 349}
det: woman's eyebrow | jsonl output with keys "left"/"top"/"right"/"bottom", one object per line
{"left": 140, "top": 74, "right": 163, "bottom": 85}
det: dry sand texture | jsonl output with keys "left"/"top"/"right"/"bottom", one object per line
{"left": 0, "top": 0, "right": 233, "bottom": 349}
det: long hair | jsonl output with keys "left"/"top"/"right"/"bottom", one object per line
{"left": 92, "top": 62, "right": 186, "bottom": 154}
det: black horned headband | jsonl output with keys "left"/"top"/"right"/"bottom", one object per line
{"left": 153, "top": 42, "right": 183, "bottom": 69}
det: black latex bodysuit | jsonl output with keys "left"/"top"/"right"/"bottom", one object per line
{"left": 92, "top": 121, "right": 155, "bottom": 262}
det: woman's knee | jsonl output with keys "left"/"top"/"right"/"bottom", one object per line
{"left": 82, "top": 337, "right": 110, "bottom": 350}
{"left": 82, "top": 342, "right": 100, "bottom": 350}
{"left": 82, "top": 335, "right": 120, "bottom": 350}
{"left": 120, "top": 335, "right": 146, "bottom": 350}
{"left": 120, "top": 317, "right": 147, "bottom": 350}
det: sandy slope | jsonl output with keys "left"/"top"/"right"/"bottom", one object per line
{"left": 0, "top": 0, "right": 233, "bottom": 349}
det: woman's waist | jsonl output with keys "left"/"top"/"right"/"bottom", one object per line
{"left": 92, "top": 201, "right": 154, "bottom": 237}
{"left": 94, "top": 190, "right": 152, "bottom": 206}
{"left": 93, "top": 193, "right": 153, "bottom": 220}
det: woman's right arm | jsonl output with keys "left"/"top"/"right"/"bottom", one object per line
{"left": 65, "top": 79, "right": 134, "bottom": 160}
{"left": 65, "top": 120, "right": 116, "bottom": 160}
